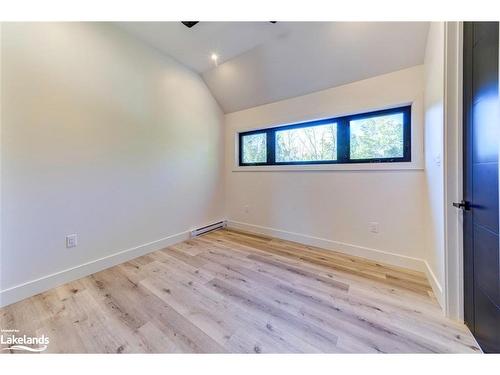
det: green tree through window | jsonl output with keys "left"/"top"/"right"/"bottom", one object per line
{"left": 350, "top": 113, "right": 404, "bottom": 159}
{"left": 276, "top": 123, "right": 337, "bottom": 162}
{"left": 242, "top": 133, "right": 266, "bottom": 163}
{"left": 239, "top": 106, "right": 410, "bottom": 166}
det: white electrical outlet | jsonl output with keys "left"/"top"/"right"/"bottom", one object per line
{"left": 66, "top": 234, "right": 78, "bottom": 248}
{"left": 369, "top": 222, "right": 379, "bottom": 234}
{"left": 244, "top": 205, "right": 250, "bottom": 214}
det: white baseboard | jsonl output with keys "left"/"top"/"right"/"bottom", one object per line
{"left": 227, "top": 220, "right": 445, "bottom": 307}
{"left": 1, "top": 221, "right": 446, "bottom": 312}
{"left": 0, "top": 230, "right": 190, "bottom": 308}
{"left": 423, "top": 260, "right": 444, "bottom": 309}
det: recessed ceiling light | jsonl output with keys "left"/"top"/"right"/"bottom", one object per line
{"left": 210, "top": 53, "right": 219, "bottom": 67}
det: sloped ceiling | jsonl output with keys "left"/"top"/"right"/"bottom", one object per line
{"left": 117, "top": 22, "right": 429, "bottom": 113}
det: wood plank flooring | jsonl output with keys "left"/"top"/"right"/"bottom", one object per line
{"left": 0, "top": 229, "right": 481, "bottom": 353}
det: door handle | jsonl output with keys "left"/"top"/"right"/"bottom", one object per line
{"left": 452, "top": 200, "right": 471, "bottom": 211}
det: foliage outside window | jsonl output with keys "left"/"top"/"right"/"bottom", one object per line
{"left": 241, "top": 133, "right": 267, "bottom": 164}
{"left": 350, "top": 113, "right": 404, "bottom": 159}
{"left": 239, "top": 106, "right": 411, "bottom": 166}
{"left": 275, "top": 123, "right": 337, "bottom": 162}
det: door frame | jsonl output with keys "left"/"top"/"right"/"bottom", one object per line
{"left": 443, "top": 21, "right": 465, "bottom": 321}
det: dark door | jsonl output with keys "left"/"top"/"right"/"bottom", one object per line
{"left": 463, "top": 21, "right": 500, "bottom": 353}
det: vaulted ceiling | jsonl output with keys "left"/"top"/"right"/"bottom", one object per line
{"left": 117, "top": 22, "right": 429, "bottom": 113}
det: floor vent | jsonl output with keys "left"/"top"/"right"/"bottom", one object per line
{"left": 190, "top": 221, "right": 226, "bottom": 238}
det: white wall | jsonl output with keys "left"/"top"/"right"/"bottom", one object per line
{"left": 0, "top": 23, "right": 446, "bottom": 310}
{"left": 423, "top": 22, "right": 446, "bottom": 306}
{"left": 0, "top": 23, "right": 225, "bottom": 306}
{"left": 225, "top": 66, "right": 434, "bottom": 272}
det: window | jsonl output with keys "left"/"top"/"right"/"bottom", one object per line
{"left": 239, "top": 106, "right": 411, "bottom": 166}
{"left": 241, "top": 132, "right": 267, "bottom": 164}
{"left": 275, "top": 122, "right": 337, "bottom": 163}
{"left": 349, "top": 112, "right": 405, "bottom": 160}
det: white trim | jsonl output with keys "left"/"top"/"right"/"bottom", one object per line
{"left": 232, "top": 164, "right": 424, "bottom": 172}
{"left": 443, "top": 21, "right": 465, "bottom": 322}
{"left": 0, "top": 24, "right": 3, "bottom": 312}
{"left": 1, "top": 220, "right": 447, "bottom": 312}
{"left": 227, "top": 220, "right": 423, "bottom": 270}
{"left": 0, "top": 230, "right": 190, "bottom": 308}
{"left": 227, "top": 219, "right": 444, "bottom": 305}
{"left": 424, "top": 260, "right": 445, "bottom": 308}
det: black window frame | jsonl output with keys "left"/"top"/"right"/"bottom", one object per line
{"left": 238, "top": 105, "right": 411, "bottom": 166}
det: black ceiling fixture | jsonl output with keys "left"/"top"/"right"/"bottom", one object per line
{"left": 181, "top": 21, "right": 277, "bottom": 28}
{"left": 181, "top": 21, "right": 199, "bottom": 28}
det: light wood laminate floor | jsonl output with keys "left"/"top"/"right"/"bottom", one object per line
{"left": 0, "top": 229, "right": 481, "bottom": 353}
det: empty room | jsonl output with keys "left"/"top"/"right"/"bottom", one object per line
{"left": 1, "top": 2, "right": 500, "bottom": 368}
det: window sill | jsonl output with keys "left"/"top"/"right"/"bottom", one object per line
{"left": 231, "top": 162, "right": 424, "bottom": 172}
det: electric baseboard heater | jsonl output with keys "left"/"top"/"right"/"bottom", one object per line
{"left": 190, "top": 220, "right": 226, "bottom": 238}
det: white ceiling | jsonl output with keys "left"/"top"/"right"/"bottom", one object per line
{"left": 117, "top": 22, "right": 288, "bottom": 73}
{"left": 117, "top": 22, "right": 430, "bottom": 113}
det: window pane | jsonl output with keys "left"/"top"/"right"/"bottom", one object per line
{"left": 242, "top": 133, "right": 267, "bottom": 163}
{"left": 275, "top": 123, "right": 337, "bottom": 162}
{"left": 350, "top": 113, "right": 404, "bottom": 159}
